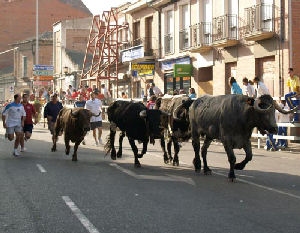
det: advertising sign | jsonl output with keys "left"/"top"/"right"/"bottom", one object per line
{"left": 131, "top": 63, "right": 155, "bottom": 77}
{"left": 161, "top": 56, "right": 191, "bottom": 71}
{"left": 174, "top": 64, "right": 192, "bottom": 77}
{"left": 33, "top": 65, "right": 54, "bottom": 80}
{"left": 121, "top": 46, "right": 144, "bottom": 63}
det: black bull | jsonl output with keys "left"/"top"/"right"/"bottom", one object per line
{"left": 104, "top": 100, "right": 168, "bottom": 167}
{"left": 51, "top": 108, "right": 93, "bottom": 161}
{"left": 156, "top": 95, "right": 193, "bottom": 165}
{"left": 187, "top": 94, "right": 296, "bottom": 181}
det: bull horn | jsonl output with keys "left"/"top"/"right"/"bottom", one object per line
{"left": 173, "top": 103, "right": 184, "bottom": 121}
{"left": 274, "top": 101, "right": 298, "bottom": 114}
{"left": 71, "top": 109, "right": 79, "bottom": 117}
{"left": 253, "top": 99, "right": 273, "bottom": 113}
{"left": 139, "top": 110, "right": 147, "bottom": 118}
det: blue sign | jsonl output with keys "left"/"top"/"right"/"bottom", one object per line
{"left": 33, "top": 65, "right": 54, "bottom": 71}
{"left": 121, "top": 46, "right": 144, "bottom": 63}
{"left": 161, "top": 56, "right": 191, "bottom": 71}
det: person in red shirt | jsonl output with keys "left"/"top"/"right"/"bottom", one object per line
{"left": 20, "top": 93, "right": 38, "bottom": 152}
{"left": 147, "top": 95, "right": 157, "bottom": 110}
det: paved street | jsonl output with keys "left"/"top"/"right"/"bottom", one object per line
{"left": 1, "top": 123, "right": 300, "bottom": 233}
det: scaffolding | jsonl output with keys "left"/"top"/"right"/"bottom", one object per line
{"left": 80, "top": 8, "right": 128, "bottom": 97}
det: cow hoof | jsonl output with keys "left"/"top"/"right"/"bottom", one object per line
{"left": 134, "top": 163, "right": 141, "bottom": 168}
{"left": 204, "top": 169, "right": 212, "bottom": 175}
{"left": 72, "top": 158, "right": 78, "bottom": 162}
{"left": 117, "top": 151, "right": 122, "bottom": 158}
{"left": 228, "top": 178, "right": 237, "bottom": 183}
{"left": 195, "top": 168, "right": 201, "bottom": 173}
{"left": 51, "top": 148, "right": 56, "bottom": 152}
{"left": 228, "top": 172, "right": 236, "bottom": 182}
{"left": 234, "top": 162, "right": 246, "bottom": 170}
{"left": 164, "top": 159, "right": 169, "bottom": 164}
{"left": 137, "top": 154, "right": 144, "bottom": 158}
{"left": 173, "top": 160, "right": 179, "bottom": 166}
{"left": 111, "top": 155, "right": 116, "bottom": 160}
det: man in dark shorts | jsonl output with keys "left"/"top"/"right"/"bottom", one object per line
{"left": 44, "top": 94, "right": 63, "bottom": 144}
{"left": 20, "top": 93, "right": 38, "bottom": 152}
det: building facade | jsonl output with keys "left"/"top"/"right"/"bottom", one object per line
{"left": 53, "top": 17, "right": 92, "bottom": 92}
{"left": 113, "top": 0, "right": 298, "bottom": 99}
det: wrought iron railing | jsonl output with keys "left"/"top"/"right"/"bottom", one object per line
{"left": 119, "top": 37, "right": 157, "bottom": 56}
{"left": 212, "top": 14, "right": 238, "bottom": 42}
{"left": 179, "top": 28, "right": 190, "bottom": 51}
{"left": 190, "top": 22, "right": 212, "bottom": 48}
{"left": 245, "top": 4, "right": 275, "bottom": 34}
{"left": 164, "top": 33, "right": 174, "bottom": 55}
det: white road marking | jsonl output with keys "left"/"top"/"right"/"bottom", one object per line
{"left": 62, "top": 196, "right": 100, "bottom": 233}
{"left": 36, "top": 164, "right": 46, "bottom": 173}
{"left": 109, "top": 163, "right": 195, "bottom": 186}
{"left": 213, "top": 171, "right": 300, "bottom": 200}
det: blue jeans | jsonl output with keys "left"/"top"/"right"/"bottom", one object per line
{"left": 276, "top": 126, "right": 287, "bottom": 148}
{"left": 266, "top": 134, "right": 277, "bottom": 150}
{"left": 285, "top": 92, "right": 300, "bottom": 122}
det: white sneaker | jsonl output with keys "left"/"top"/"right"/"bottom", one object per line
{"left": 98, "top": 138, "right": 103, "bottom": 145}
{"left": 20, "top": 147, "right": 27, "bottom": 152}
{"left": 13, "top": 149, "right": 20, "bottom": 157}
{"left": 94, "top": 140, "right": 99, "bottom": 146}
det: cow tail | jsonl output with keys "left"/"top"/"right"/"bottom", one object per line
{"left": 54, "top": 109, "right": 64, "bottom": 139}
{"left": 104, "top": 134, "right": 112, "bottom": 156}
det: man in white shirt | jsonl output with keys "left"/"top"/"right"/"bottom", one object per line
{"left": 85, "top": 92, "right": 103, "bottom": 145}
{"left": 242, "top": 77, "right": 255, "bottom": 97}
{"left": 253, "top": 77, "right": 270, "bottom": 97}
{"left": 151, "top": 83, "right": 162, "bottom": 96}
{"left": 2, "top": 94, "right": 26, "bottom": 156}
{"left": 101, "top": 84, "right": 111, "bottom": 105}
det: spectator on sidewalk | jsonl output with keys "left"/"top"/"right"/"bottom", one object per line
{"left": 242, "top": 77, "right": 255, "bottom": 97}
{"left": 2, "top": 94, "right": 26, "bottom": 157}
{"left": 285, "top": 68, "right": 300, "bottom": 122}
{"left": 152, "top": 83, "right": 162, "bottom": 96}
{"left": 276, "top": 99, "right": 290, "bottom": 150}
{"left": 253, "top": 76, "right": 270, "bottom": 97}
{"left": 147, "top": 95, "right": 157, "bottom": 110}
{"left": 229, "top": 77, "right": 243, "bottom": 95}
{"left": 189, "top": 88, "right": 196, "bottom": 98}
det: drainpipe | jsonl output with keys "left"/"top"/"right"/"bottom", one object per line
{"left": 288, "top": 0, "right": 292, "bottom": 68}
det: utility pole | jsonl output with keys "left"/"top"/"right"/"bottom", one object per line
{"left": 36, "top": 0, "right": 39, "bottom": 66}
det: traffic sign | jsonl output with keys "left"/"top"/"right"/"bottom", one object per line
{"left": 9, "top": 85, "right": 14, "bottom": 93}
{"left": 33, "top": 70, "right": 53, "bottom": 76}
{"left": 33, "top": 65, "right": 54, "bottom": 71}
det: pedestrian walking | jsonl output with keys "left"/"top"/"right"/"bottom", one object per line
{"left": 285, "top": 68, "right": 300, "bottom": 122}
{"left": 2, "top": 94, "right": 26, "bottom": 157}
{"left": 242, "top": 77, "right": 255, "bottom": 97}
{"left": 253, "top": 76, "right": 270, "bottom": 97}
{"left": 229, "top": 77, "right": 243, "bottom": 94}
{"left": 85, "top": 92, "right": 103, "bottom": 146}
{"left": 44, "top": 94, "right": 63, "bottom": 145}
{"left": 20, "top": 93, "right": 38, "bottom": 152}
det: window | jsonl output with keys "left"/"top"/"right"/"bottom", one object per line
{"left": 165, "top": 10, "right": 174, "bottom": 54}
{"left": 22, "top": 56, "right": 27, "bottom": 77}
{"left": 179, "top": 4, "right": 190, "bottom": 50}
{"left": 181, "top": 4, "right": 189, "bottom": 29}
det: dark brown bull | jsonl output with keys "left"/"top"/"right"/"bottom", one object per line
{"left": 51, "top": 108, "right": 93, "bottom": 161}
{"left": 156, "top": 95, "right": 193, "bottom": 165}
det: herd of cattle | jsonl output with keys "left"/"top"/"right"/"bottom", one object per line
{"left": 51, "top": 94, "right": 296, "bottom": 181}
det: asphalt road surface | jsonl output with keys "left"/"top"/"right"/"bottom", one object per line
{"left": 0, "top": 123, "right": 300, "bottom": 233}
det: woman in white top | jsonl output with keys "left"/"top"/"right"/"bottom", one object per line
{"left": 253, "top": 77, "right": 270, "bottom": 97}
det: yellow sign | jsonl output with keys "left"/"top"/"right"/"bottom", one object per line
{"left": 131, "top": 63, "right": 155, "bottom": 70}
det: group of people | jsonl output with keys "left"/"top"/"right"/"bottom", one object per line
{"left": 1, "top": 90, "right": 104, "bottom": 157}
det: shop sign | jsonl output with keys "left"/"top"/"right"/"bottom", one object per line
{"left": 131, "top": 63, "right": 155, "bottom": 77}
{"left": 121, "top": 46, "right": 144, "bottom": 63}
{"left": 161, "top": 56, "right": 191, "bottom": 71}
{"left": 174, "top": 64, "right": 192, "bottom": 77}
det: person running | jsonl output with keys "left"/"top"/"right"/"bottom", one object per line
{"left": 2, "top": 94, "right": 26, "bottom": 156}
{"left": 85, "top": 92, "right": 103, "bottom": 146}
{"left": 20, "top": 93, "right": 38, "bottom": 152}
{"left": 229, "top": 77, "right": 243, "bottom": 94}
{"left": 44, "top": 94, "right": 63, "bottom": 145}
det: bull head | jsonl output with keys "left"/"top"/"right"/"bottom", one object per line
{"left": 71, "top": 109, "right": 79, "bottom": 117}
{"left": 253, "top": 99, "right": 273, "bottom": 113}
{"left": 173, "top": 99, "right": 194, "bottom": 121}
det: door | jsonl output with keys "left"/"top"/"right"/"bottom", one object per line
{"left": 261, "top": 0, "right": 273, "bottom": 32}
{"left": 225, "top": 62, "right": 237, "bottom": 94}
{"left": 256, "top": 56, "right": 275, "bottom": 96}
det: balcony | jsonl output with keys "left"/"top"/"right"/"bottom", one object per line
{"left": 212, "top": 14, "right": 239, "bottom": 48}
{"left": 179, "top": 28, "right": 190, "bottom": 51}
{"left": 164, "top": 33, "right": 174, "bottom": 55}
{"left": 190, "top": 22, "right": 212, "bottom": 53}
{"left": 120, "top": 37, "right": 157, "bottom": 63}
{"left": 244, "top": 4, "right": 275, "bottom": 41}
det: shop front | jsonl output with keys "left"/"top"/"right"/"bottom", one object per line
{"left": 161, "top": 56, "right": 192, "bottom": 94}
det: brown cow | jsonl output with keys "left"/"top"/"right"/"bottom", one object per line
{"left": 51, "top": 108, "right": 94, "bottom": 161}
